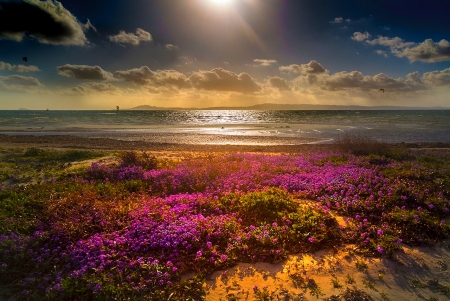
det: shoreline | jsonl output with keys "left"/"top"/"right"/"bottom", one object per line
{"left": 1, "top": 134, "right": 450, "bottom": 153}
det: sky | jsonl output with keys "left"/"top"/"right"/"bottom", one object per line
{"left": 1, "top": 0, "right": 450, "bottom": 110}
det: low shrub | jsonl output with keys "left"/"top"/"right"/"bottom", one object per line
{"left": 118, "top": 150, "right": 157, "bottom": 170}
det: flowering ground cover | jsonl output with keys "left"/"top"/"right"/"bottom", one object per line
{"left": 0, "top": 146, "right": 449, "bottom": 300}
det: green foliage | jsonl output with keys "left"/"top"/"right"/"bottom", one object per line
{"left": 334, "top": 134, "right": 388, "bottom": 156}
{"left": 118, "top": 150, "right": 157, "bottom": 170}
{"left": 253, "top": 286, "right": 276, "bottom": 301}
{"left": 333, "top": 133, "right": 411, "bottom": 160}
{"left": 362, "top": 279, "right": 378, "bottom": 291}
{"left": 355, "top": 260, "right": 368, "bottom": 271}
{"left": 379, "top": 291, "right": 391, "bottom": 300}
{"left": 345, "top": 274, "right": 355, "bottom": 284}
{"left": 221, "top": 188, "right": 298, "bottom": 225}
{"left": 1, "top": 147, "right": 450, "bottom": 300}
{"left": 331, "top": 277, "right": 342, "bottom": 288}
{"left": 22, "top": 147, "right": 103, "bottom": 162}
{"left": 286, "top": 204, "right": 341, "bottom": 249}
{"left": 341, "top": 287, "right": 373, "bottom": 300}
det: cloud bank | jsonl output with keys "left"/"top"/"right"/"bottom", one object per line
{"left": 114, "top": 67, "right": 262, "bottom": 93}
{"left": 57, "top": 64, "right": 114, "bottom": 81}
{"left": 0, "top": 61, "right": 40, "bottom": 72}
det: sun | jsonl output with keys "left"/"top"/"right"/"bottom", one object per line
{"left": 210, "top": 0, "right": 234, "bottom": 5}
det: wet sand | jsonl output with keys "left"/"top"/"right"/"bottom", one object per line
{"left": 1, "top": 133, "right": 449, "bottom": 154}
{"left": 0, "top": 133, "right": 325, "bottom": 153}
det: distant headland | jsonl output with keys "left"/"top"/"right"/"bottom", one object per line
{"left": 127, "top": 103, "right": 449, "bottom": 110}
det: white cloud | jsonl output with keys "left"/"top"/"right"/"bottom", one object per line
{"left": 82, "top": 19, "right": 97, "bottom": 33}
{"left": 365, "top": 36, "right": 414, "bottom": 49}
{"left": 351, "top": 31, "right": 371, "bottom": 42}
{"left": 165, "top": 44, "right": 179, "bottom": 51}
{"left": 330, "top": 17, "right": 348, "bottom": 24}
{"left": 331, "top": 17, "right": 343, "bottom": 24}
{"left": 253, "top": 59, "right": 278, "bottom": 67}
{"left": 179, "top": 56, "right": 197, "bottom": 65}
{"left": 353, "top": 32, "right": 450, "bottom": 63}
{"left": 280, "top": 60, "right": 327, "bottom": 74}
{"left": 108, "top": 28, "right": 152, "bottom": 45}
{"left": 375, "top": 50, "right": 388, "bottom": 58}
{"left": 423, "top": 68, "right": 450, "bottom": 86}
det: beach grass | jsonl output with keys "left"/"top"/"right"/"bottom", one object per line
{"left": 0, "top": 141, "right": 450, "bottom": 300}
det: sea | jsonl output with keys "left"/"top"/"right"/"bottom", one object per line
{"left": 1, "top": 110, "right": 449, "bottom": 145}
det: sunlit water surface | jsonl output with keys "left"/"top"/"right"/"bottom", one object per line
{"left": 1, "top": 110, "right": 449, "bottom": 145}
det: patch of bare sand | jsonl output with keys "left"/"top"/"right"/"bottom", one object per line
{"left": 206, "top": 240, "right": 450, "bottom": 300}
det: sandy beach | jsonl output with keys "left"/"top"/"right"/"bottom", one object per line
{"left": 206, "top": 240, "right": 450, "bottom": 300}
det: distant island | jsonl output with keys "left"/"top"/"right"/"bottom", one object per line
{"left": 127, "top": 103, "right": 449, "bottom": 111}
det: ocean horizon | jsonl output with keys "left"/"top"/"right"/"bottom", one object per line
{"left": 1, "top": 109, "right": 450, "bottom": 145}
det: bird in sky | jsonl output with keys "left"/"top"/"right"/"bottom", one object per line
{"left": 22, "top": 57, "right": 27, "bottom": 62}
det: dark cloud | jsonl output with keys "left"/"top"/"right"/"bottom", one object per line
{"left": 188, "top": 68, "right": 262, "bottom": 93}
{"left": 72, "top": 82, "right": 118, "bottom": 94}
{"left": 114, "top": 66, "right": 189, "bottom": 88}
{"left": 280, "top": 60, "right": 327, "bottom": 74}
{"left": 108, "top": 28, "right": 152, "bottom": 45}
{"left": 268, "top": 76, "right": 291, "bottom": 91}
{"left": 114, "top": 66, "right": 262, "bottom": 93}
{"left": 0, "top": 61, "right": 40, "bottom": 72}
{"left": 0, "top": 75, "right": 42, "bottom": 87}
{"left": 400, "top": 39, "right": 450, "bottom": 63}
{"left": 57, "top": 64, "right": 113, "bottom": 80}
{"left": 0, "top": 0, "right": 88, "bottom": 45}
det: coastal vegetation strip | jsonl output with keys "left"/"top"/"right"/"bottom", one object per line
{"left": 0, "top": 141, "right": 449, "bottom": 300}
